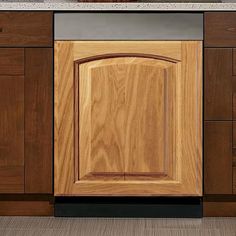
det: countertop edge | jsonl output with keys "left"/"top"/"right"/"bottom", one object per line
{"left": 0, "top": 3, "right": 236, "bottom": 11}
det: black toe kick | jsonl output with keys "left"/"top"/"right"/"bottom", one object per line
{"left": 54, "top": 197, "right": 203, "bottom": 218}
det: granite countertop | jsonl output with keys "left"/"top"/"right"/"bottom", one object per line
{"left": 0, "top": 0, "right": 236, "bottom": 11}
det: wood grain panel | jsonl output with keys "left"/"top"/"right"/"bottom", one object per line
{"left": 233, "top": 121, "right": 236, "bottom": 148}
{"left": 203, "top": 201, "right": 236, "bottom": 217}
{"left": 0, "top": 76, "right": 24, "bottom": 193}
{"left": 233, "top": 49, "right": 236, "bottom": 76}
{"left": 55, "top": 41, "right": 202, "bottom": 196}
{"left": 0, "top": 167, "right": 24, "bottom": 193}
{"left": 54, "top": 42, "right": 75, "bottom": 195}
{"left": 205, "top": 12, "right": 236, "bottom": 47}
{"left": 233, "top": 155, "right": 236, "bottom": 167}
{"left": 233, "top": 75, "right": 236, "bottom": 122}
{"left": 181, "top": 41, "right": 202, "bottom": 196}
{"left": 0, "top": 200, "right": 53, "bottom": 216}
{"left": 234, "top": 167, "right": 236, "bottom": 194}
{"left": 0, "top": 49, "right": 24, "bottom": 75}
{"left": 204, "top": 121, "right": 232, "bottom": 194}
{"left": 0, "top": 12, "right": 52, "bottom": 47}
{"left": 204, "top": 48, "right": 232, "bottom": 120}
{"left": 25, "top": 48, "right": 53, "bottom": 194}
{"left": 72, "top": 41, "right": 182, "bottom": 61}
{"left": 124, "top": 61, "right": 176, "bottom": 180}
{"left": 232, "top": 121, "right": 236, "bottom": 168}
{"left": 77, "top": 57, "right": 177, "bottom": 181}
{"left": 78, "top": 60, "right": 125, "bottom": 181}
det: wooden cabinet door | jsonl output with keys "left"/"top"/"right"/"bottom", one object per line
{"left": 204, "top": 122, "right": 233, "bottom": 194}
{"left": 0, "top": 48, "right": 53, "bottom": 194}
{"left": 24, "top": 48, "right": 53, "bottom": 194}
{"left": 55, "top": 41, "right": 202, "bottom": 196}
{"left": 0, "top": 49, "right": 24, "bottom": 193}
{"left": 204, "top": 49, "right": 233, "bottom": 120}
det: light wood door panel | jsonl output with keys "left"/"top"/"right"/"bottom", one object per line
{"left": 78, "top": 57, "right": 177, "bottom": 181}
{"left": 55, "top": 41, "right": 202, "bottom": 196}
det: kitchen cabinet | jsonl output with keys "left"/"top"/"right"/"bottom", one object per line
{"left": 55, "top": 41, "right": 202, "bottom": 196}
{"left": 0, "top": 48, "right": 53, "bottom": 194}
{"left": 204, "top": 121, "right": 232, "bottom": 194}
{"left": 204, "top": 12, "right": 236, "bottom": 216}
{"left": 0, "top": 12, "right": 52, "bottom": 47}
{"left": 204, "top": 12, "right": 236, "bottom": 47}
{"left": 204, "top": 49, "right": 233, "bottom": 120}
{"left": 0, "top": 12, "right": 53, "bottom": 216}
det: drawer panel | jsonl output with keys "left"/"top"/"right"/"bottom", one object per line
{"left": 204, "top": 121, "right": 232, "bottom": 194}
{"left": 0, "top": 12, "right": 52, "bottom": 47}
{"left": 204, "top": 48, "right": 233, "bottom": 120}
{"left": 0, "top": 49, "right": 24, "bottom": 75}
{"left": 205, "top": 12, "right": 236, "bottom": 47}
{"left": 55, "top": 13, "right": 203, "bottom": 40}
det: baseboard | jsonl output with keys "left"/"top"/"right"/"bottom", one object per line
{"left": 0, "top": 194, "right": 54, "bottom": 216}
{"left": 55, "top": 197, "right": 203, "bottom": 218}
{"left": 203, "top": 201, "right": 236, "bottom": 217}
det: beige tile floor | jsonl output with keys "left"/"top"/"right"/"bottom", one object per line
{"left": 0, "top": 217, "right": 235, "bottom": 236}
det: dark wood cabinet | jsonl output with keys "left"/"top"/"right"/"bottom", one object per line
{"left": 0, "top": 75, "right": 24, "bottom": 193}
{"left": 233, "top": 49, "right": 236, "bottom": 76}
{"left": 24, "top": 48, "right": 53, "bottom": 194}
{"left": 205, "top": 12, "right": 236, "bottom": 47}
{"left": 204, "top": 48, "right": 233, "bottom": 120}
{"left": 204, "top": 12, "right": 236, "bottom": 216}
{"left": 0, "top": 12, "right": 52, "bottom": 47}
{"left": 204, "top": 122, "right": 232, "bottom": 194}
{"left": 0, "top": 12, "right": 53, "bottom": 215}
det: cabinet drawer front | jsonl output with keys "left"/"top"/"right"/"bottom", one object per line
{"left": 205, "top": 12, "right": 236, "bottom": 47}
{"left": 0, "top": 12, "right": 52, "bottom": 47}
{"left": 0, "top": 49, "right": 24, "bottom": 75}
{"left": 55, "top": 13, "right": 203, "bottom": 40}
{"left": 204, "top": 121, "right": 232, "bottom": 194}
{"left": 204, "top": 48, "right": 233, "bottom": 120}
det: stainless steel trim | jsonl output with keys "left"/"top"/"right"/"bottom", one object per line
{"left": 55, "top": 13, "right": 203, "bottom": 40}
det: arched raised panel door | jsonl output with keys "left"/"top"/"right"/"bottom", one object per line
{"left": 55, "top": 41, "right": 202, "bottom": 196}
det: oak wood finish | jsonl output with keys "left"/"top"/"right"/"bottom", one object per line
{"left": 76, "top": 55, "right": 177, "bottom": 182}
{"left": 204, "top": 48, "right": 233, "bottom": 120}
{"left": 0, "top": 49, "right": 24, "bottom": 75}
{"left": 55, "top": 41, "right": 202, "bottom": 196}
{"left": 204, "top": 121, "right": 232, "bottom": 194}
{"left": 24, "top": 48, "right": 53, "bottom": 194}
{"left": 205, "top": 12, "right": 236, "bottom": 47}
{"left": 0, "top": 12, "right": 52, "bottom": 47}
{"left": 0, "top": 76, "right": 24, "bottom": 193}
{"left": 0, "top": 201, "right": 53, "bottom": 216}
